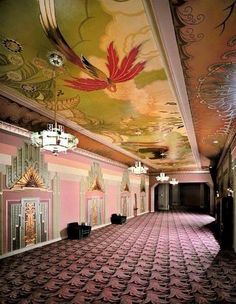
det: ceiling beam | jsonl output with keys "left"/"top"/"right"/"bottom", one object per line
{"left": 143, "top": 0, "right": 202, "bottom": 169}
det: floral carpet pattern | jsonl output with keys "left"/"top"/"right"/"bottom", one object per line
{"left": 1, "top": 212, "right": 236, "bottom": 304}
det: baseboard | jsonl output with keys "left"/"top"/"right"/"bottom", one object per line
{"left": 139, "top": 211, "right": 149, "bottom": 215}
{"left": 0, "top": 213, "right": 150, "bottom": 259}
{"left": 0, "top": 237, "right": 62, "bottom": 260}
{"left": 91, "top": 222, "right": 111, "bottom": 230}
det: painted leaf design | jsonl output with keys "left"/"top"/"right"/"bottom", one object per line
{"left": 0, "top": 53, "right": 10, "bottom": 65}
{"left": 20, "top": 63, "right": 39, "bottom": 81}
{"left": 65, "top": 78, "right": 108, "bottom": 91}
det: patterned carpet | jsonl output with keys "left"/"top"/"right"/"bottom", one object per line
{"left": 1, "top": 212, "right": 236, "bottom": 304}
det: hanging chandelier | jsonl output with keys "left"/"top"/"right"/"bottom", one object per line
{"left": 31, "top": 51, "right": 78, "bottom": 155}
{"left": 31, "top": 123, "right": 78, "bottom": 155}
{"left": 169, "top": 178, "right": 179, "bottom": 185}
{"left": 156, "top": 172, "right": 169, "bottom": 182}
{"left": 128, "top": 161, "right": 148, "bottom": 174}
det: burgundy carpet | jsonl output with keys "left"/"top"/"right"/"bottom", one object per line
{"left": 1, "top": 212, "right": 236, "bottom": 304}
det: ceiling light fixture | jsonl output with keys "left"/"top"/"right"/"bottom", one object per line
{"left": 156, "top": 172, "right": 169, "bottom": 182}
{"left": 128, "top": 161, "right": 148, "bottom": 174}
{"left": 31, "top": 52, "right": 78, "bottom": 155}
{"left": 169, "top": 178, "right": 179, "bottom": 185}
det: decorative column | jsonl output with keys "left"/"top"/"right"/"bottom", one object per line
{"left": 52, "top": 173, "right": 60, "bottom": 238}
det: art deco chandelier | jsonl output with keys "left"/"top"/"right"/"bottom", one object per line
{"left": 31, "top": 52, "right": 78, "bottom": 155}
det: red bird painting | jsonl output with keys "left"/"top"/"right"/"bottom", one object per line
{"left": 65, "top": 42, "right": 146, "bottom": 92}
{"left": 39, "top": 0, "right": 146, "bottom": 92}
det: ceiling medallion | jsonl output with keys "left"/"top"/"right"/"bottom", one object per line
{"left": 31, "top": 52, "right": 78, "bottom": 155}
{"left": 47, "top": 51, "right": 65, "bottom": 67}
{"left": 128, "top": 161, "right": 148, "bottom": 175}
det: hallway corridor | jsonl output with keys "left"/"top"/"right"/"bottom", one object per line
{"left": 0, "top": 212, "right": 236, "bottom": 303}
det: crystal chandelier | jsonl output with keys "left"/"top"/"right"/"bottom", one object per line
{"left": 156, "top": 172, "right": 169, "bottom": 182}
{"left": 128, "top": 161, "right": 148, "bottom": 174}
{"left": 169, "top": 178, "right": 179, "bottom": 185}
{"left": 31, "top": 52, "right": 78, "bottom": 155}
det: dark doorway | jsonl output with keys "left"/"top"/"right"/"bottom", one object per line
{"left": 179, "top": 183, "right": 210, "bottom": 212}
{"left": 154, "top": 185, "right": 158, "bottom": 211}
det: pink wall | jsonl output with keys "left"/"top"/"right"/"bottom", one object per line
{"left": 60, "top": 180, "right": 80, "bottom": 230}
{"left": 106, "top": 184, "right": 119, "bottom": 219}
{"left": 0, "top": 142, "right": 17, "bottom": 155}
{"left": 0, "top": 132, "right": 25, "bottom": 149}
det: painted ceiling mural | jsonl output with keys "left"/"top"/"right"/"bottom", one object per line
{"left": 1, "top": 0, "right": 235, "bottom": 172}
{"left": 0, "top": 0, "right": 197, "bottom": 171}
{"left": 170, "top": 0, "right": 236, "bottom": 160}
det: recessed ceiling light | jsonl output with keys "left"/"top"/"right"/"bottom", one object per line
{"left": 213, "top": 140, "right": 218, "bottom": 144}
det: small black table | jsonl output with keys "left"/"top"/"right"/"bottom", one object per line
{"left": 78, "top": 224, "right": 91, "bottom": 238}
{"left": 67, "top": 222, "right": 91, "bottom": 239}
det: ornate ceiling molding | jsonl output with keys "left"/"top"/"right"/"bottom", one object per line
{"left": 0, "top": 121, "right": 30, "bottom": 138}
{"left": 144, "top": 0, "right": 202, "bottom": 169}
{"left": 0, "top": 85, "right": 155, "bottom": 171}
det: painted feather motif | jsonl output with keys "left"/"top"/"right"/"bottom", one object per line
{"left": 65, "top": 42, "right": 146, "bottom": 92}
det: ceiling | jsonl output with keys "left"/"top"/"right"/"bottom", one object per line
{"left": 0, "top": 0, "right": 235, "bottom": 173}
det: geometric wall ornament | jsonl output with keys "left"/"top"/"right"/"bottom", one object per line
{"left": 120, "top": 170, "right": 130, "bottom": 192}
{"left": 87, "top": 162, "right": 105, "bottom": 192}
{"left": 9, "top": 198, "right": 49, "bottom": 251}
{"left": 23, "top": 200, "right": 37, "bottom": 246}
{"left": 6, "top": 143, "right": 49, "bottom": 189}
{"left": 120, "top": 170, "right": 131, "bottom": 216}
{"left": 11, "top": 166, "right": 45, "bottom": 189}
{"left": 87, "top": 197, "right": 104, "bottom": 226}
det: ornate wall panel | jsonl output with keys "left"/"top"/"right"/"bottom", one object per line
{"left": 6, "top": 143, "right": 49, "bottom": 189}
{"left": 8, "top": 198, "right": 49, "bottom": 251}
{"left": 121, "top": 196, "right": 130, "bottom": 217}
{"left": 87, "top": 162, "right": 105, "bottom": 192}
{"left": 87, "top": 197, "right": 104, "bottom": 226}
{"left": 140, "top": 193, "right": 146, "bottom": 213}
{"left": 120, "top": 170, "right": 131, "bottom": 216}
{"left": 120, "top": 171, "right": 130, "bottom": 192}
{"left": 10, "top": 201, "right": 21, "bottom": 251}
